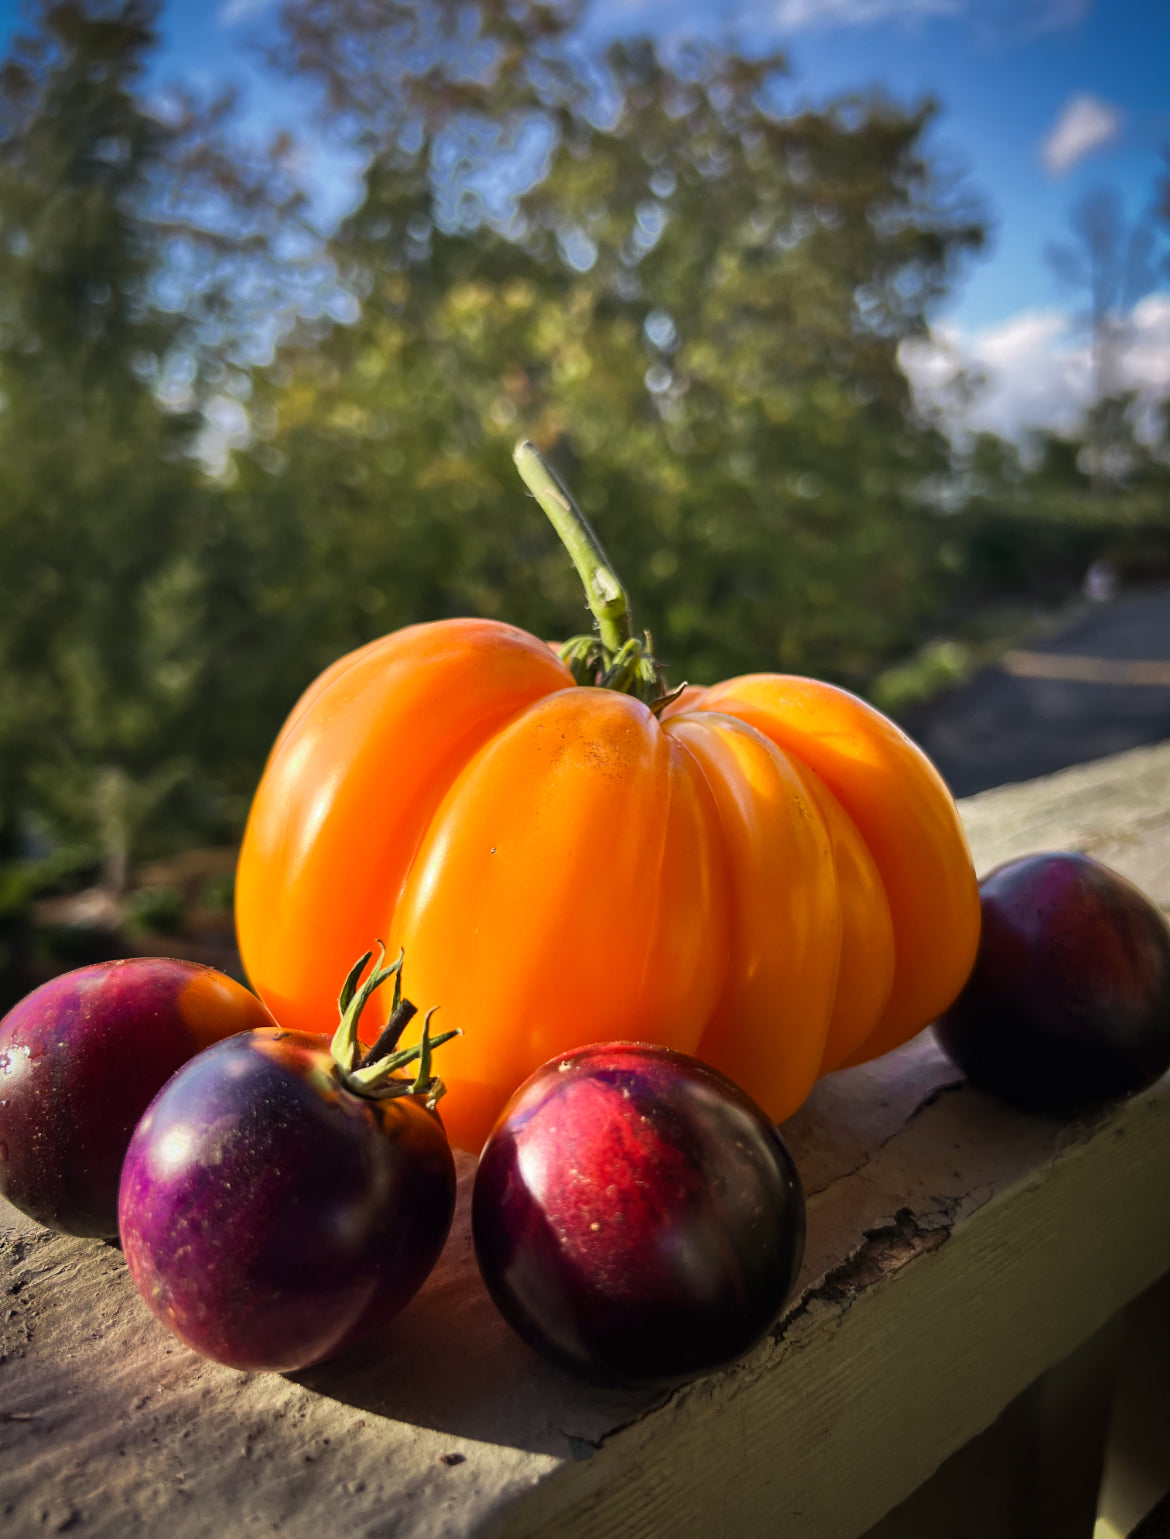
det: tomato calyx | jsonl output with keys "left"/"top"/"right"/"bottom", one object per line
{"left": 329, "top": 945, "right": 458, "bottom": 1109}
{"left": 556, "top": 630, "right": 662, "bottom": 703}
{"left": 514, "top": 439, "right": 686, "bottom": 710}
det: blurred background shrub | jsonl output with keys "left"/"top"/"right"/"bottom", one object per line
{"left": 0, "top": 0, "right": 1166, "bottom": 997}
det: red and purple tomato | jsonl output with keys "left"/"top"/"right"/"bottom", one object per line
{"left": 472, "top": 1042, "right": 806, "bottom": 1385}
{"left": 118, "top": 1027, "right": 457, "bottom": 1372}
{"left": 0, "top": 958, "right": 274, "bottom": 1237}
{"left": 934, "top": 852, "right": 1170, "bottom": 1116}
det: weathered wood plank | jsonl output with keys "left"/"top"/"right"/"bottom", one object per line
{"left": 863, "top": 1317, "right": 1125, "bottom": 1539}
{"left": 4, "top": 739, "right": 1170, "bottom": 1539}
{"left": 487, "top": 1070, "right": 1170, "bottom": 1539}
{"left": 959, "top": 739, "right": 1170, "bottom": 909}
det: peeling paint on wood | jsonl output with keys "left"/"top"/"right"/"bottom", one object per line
{"left": 4, "top": 741, "right": 1170, "bottom": 1539}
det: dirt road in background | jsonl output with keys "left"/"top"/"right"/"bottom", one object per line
{"left": 902, "top": 588, "right": 1170, "bottom": 798}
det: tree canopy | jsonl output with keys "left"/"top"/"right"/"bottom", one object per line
{"left": 2, "top": 0, "right": 1165, "bottom": 911}
{"left": 237, "top": 1, "right": 986, "bottom": 690}
{"left": 0, "top": 0, "right": 298, "bottom": 879}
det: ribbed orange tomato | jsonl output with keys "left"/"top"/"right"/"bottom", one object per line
{"left": 235, "top": 446, "right": 980, "bottom": 1152}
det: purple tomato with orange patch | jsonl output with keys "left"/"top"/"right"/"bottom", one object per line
{"left": 118, "top": 949, "right": 458, "bottom": 1372}
{"left": 0, "top": 957, "right": 274, "bottom": 1237}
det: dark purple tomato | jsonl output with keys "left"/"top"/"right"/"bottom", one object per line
{"left": 934, "top": 852, "right": 1170, "bottom": 1116}
{"left": 472, "top": 1042, "right": 805, "bottom": 1385}
{"left": 118, "top": 1016, "right": 457, "bottom": 1372}
{"left": 0, "top": 958, "right": 274, "bottom": 1237}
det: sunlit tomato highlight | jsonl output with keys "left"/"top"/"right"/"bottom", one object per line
{"left": 472, "top": 1042, "right": 806, "bottom": 1384}
{"left": 0, "top": 958, "right": 275, "bottom": 1237}
{"left": 237, "top": 619, "right": 979, "bottom": 1150}
{"left": 693, "top": 673, "right": 981, "bottom": 1064}
{"left": 119, "top": 1027, "right": 456, "bottom": 1372}
{"left": 666, "top": 713, "right": 841, "bottom": 1117}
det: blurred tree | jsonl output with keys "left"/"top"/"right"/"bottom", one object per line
{"left": 952, "top": 169, "right": 1170, "bottom": 605}
{"left": 0, "top": 0, "right": 303, "bottom": 891}
{"left": 918, "top": 390, "right": 1170, "bottom": 643}
{"left": 0, "top": 0, "right": 993, "bottom": 941}
{"left": 234, "top": 0, "right": 986, "bottom": 691}
{"left": 1044, "top": 184, "right": 1166, "bottom": 493}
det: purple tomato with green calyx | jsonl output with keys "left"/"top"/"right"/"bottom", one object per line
{"left": 472, "top": 1042, "right": 805, "bottom": 1386}
{"left": 118, "top": 947, "right": 458, "bottom": 1372}
{"left": 934, "top": 851, "right": 1170, "bottom": 1117}
{"left": 0, "top": 957, "right": 275, "bottom": 1238}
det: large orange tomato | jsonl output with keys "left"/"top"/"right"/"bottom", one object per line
{"left": 236, "top": 446, "right": 980, "bottom": 1152}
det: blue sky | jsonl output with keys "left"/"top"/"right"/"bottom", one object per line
{"left": 586, "top": 0, "right": 1170, "bottom": 439}
{"left": 1, "top": 0, "right": 1167, "bottom": 438}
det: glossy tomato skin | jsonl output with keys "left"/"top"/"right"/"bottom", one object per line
{"left": 118, "top": 1029, "right": 455, "bottom": 1372}
{"left": 472, "top": 1043, "right": 805, "bottom": 1385}
{"left": 0, "top": 958, "right": 274, "bottom": 1237}
{"left": 237, "top": 618, "right": 979, "bottom": 1152}
{"left": 934, "top": 853, "right": 1170, "bottom": 1116}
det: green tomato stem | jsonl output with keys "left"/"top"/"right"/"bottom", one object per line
{"left": 329, "top": 946, "right": 455, "bottom": 1104}
{"left": 513, "top": 439, "right": 632, "bottom": 655}
{"left": 357, "top": 998, "right": 418, "bottom": 1070}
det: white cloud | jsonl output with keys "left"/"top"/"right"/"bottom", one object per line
{"left": 588, "top": 0, "right": 1085, "bottom": 40}
{"left": 766, "top": 0, "right": 1091, "bottom": 30}
{"left": 1029, "top": 0, "right": 1092, "bottom": 32}
{"left": 1126, "top": 294, "right": 1170, "bottom": 395}
{"left": 900, "top": 296, "right": 1170, "bottom": 442}
{"left": 1040, "top": 93, "right": 1122, "bottom": 176}
{"left": 217, "top": 0, "right": 277, "bottom": 27}
{"left": 770, "top": 0, "right": 959, "bottom": 26}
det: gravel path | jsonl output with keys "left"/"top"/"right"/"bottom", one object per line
{"left": 902, "top": 588, "right": 1170, "bottom": 797}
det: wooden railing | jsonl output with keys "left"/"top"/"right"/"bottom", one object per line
{"left": 4, "top": 740, "right": 1170, "bottom": 1538}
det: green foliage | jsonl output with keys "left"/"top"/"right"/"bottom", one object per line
{"left": 240, "top": 4, "right": 986, "bottom": 692}
{"left": 123, "top": 882, "right": 184, "bottom": 934}
{"left": 0, "top": 3, "right": 192, "bottom": 870}
{"left": 0, "top": 1, "right": 304, "bottom": 882}
{"left": 11, "top": 0, "right": 1166, "bottom": 904}
{"left": 941, "top": 402, "right": 1170, "bottom": 609}
{"left": 871, "top": 638, "right": 973, "bottom": 716}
